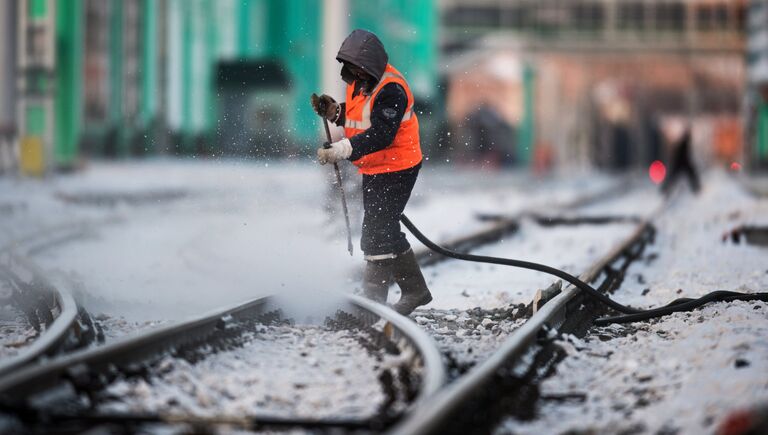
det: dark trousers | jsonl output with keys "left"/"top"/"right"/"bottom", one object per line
{"left": 661, "top": 138, "right": 700, "bottom": 195}
{"left": 661, "top": 160, "right": 701, "bottom": 195}
{"left": 361, "top": 163, "right": 421, "bottom": 257}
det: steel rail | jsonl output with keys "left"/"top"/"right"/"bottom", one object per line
{"left": 347, "top": 294, "right": 446, "bottom": 405}
{"left": 0, "top": 284, "right": 79, "bottom": 379}
{"left": 0, "top": 296, "right": 273, "bottom": 399}
{"left": 390, "top": 198, "right": 667, "bottom": 435}
{"left": 0, "top": 293, "right": 445, "bottom": 431}
{"left": 0, "top": 242, "right": 93, "bottom": 381}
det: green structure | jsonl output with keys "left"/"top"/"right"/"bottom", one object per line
{"left": 140, "top": 0, "right": 158, "bottom": 145}
{"left": 349, "top": 0, "right": 437, "bottom": 99}
{"left": 109, "top": 0, "right": 125, "bottom": 155}
{"left": 274, "top": 0, "right": 321, "bottom": 142}
{"left": 15, "top": 0, "right": 440, "bottom": 164}
{"left": 348, "top": 0, "right": 440, "bottom": 154}
{"left": 231, "top": 0, "right": 322, "bottom": 144}
{"left": 163, "top": 0, "right": 437, "bottom": 153}
{"left": 17, "top": 0, "right": 56, "bottom": 175}
{"left": 517, "top": 63, "right": 535, "bottom": 164}
{"left": 55, "top": 0, "right": 83, "bottom": 167}
{"left": 747, "top": 0, "right": 768, "bottom": 170}
{"left": 756, "top": 103, "right": 768, "bottom": 166}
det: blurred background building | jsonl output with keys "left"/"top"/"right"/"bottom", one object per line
{"left": 0, "top": 0, "right": 765, "bottom": 176}
{"left": 0, "top": 0, "right": 436, "bottom": 174}
{"left": 441, "top": 0, "right": 747, "bottom": 172}
{"left": 747, "top": 0, "right": 768, "bottom": 171}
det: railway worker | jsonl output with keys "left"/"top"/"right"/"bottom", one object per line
{"left": 661, "top": 126, "right": 701, "bottom": 196}
{"left": 310, "top": 29, "right": 432, "bottom": 315}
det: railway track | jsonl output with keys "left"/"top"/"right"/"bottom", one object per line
{"left": 391, "top": 196, "right": 665, "bottom": 434}
{"left": 0, "top": 241, "right": 101, "bottom": 382}
{"left": 0, "top": 188, "right": 151, "bottom": 377}
{"left": 411, "top": 176, "right": 633, "bottom": 267}
{"left": 0, "top": 293, "right": 445, "bottom": 433}
{"left": 400, "top": 179, "right": 649, "bottom": 379}
{"left": 0, "top": 177, "right": 647, "bottom": 434}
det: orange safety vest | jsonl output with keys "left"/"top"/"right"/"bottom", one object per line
{"left": 344, "top": 64, "right": 422, "bottom": 175}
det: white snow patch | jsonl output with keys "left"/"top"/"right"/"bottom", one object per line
{"left": 0, "top": 160, "right": 624, "bottom": 323}
{"left": 0, "top": 306, "right": 37, "bottom": 359}
{"left": 420, "top": 220, "right": 637, "bottom": 310}
{"left": 612, "top": 171, "right": 768, "bottom": 308}
{"left": 498, "top": 301, "right": 768, "bottom": 435}
{"left": 498, "top": 171, "right": 768, "bottom": 434}
{"left": 100, "top": 324, "right": 389, "bottom": 419}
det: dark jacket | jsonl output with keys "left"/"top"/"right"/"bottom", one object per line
{"left": 334, "top": 29, "right": 408, "bottom": 162}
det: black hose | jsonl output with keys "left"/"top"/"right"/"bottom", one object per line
{"left": 400, "top": 214, "right": 768, "bottom": 325}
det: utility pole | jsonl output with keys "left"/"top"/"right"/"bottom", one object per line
{"left": 0, "top": 0, "right": 18, "bottom": 174}
{"left": 321, "top": 0, "right": 348, "bottom": 141}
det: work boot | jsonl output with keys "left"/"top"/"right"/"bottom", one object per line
{"left": 391, "top": 249, "right": 432, "bottom": 315}
{"left": 362, "top": 259, "right": 393, "bottom": 304}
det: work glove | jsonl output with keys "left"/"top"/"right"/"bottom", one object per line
{"left": 317, "top": 138, "right": 352, "bottom": 165}
{"left": 310, "top": 93, "right": 341, "bottom": 122}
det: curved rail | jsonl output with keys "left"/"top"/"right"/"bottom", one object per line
{"left": 0, "top": 285, "right": 80, "bottom": 379}
{"left": 390, "top": 201, "right": 665, "bottom": 435}
{"left": 347, "top": 294, "right": 445, "bottom": 404}
{"left": 0, "top": 292, "right": 445, "bottom": 432}
{"left": 0, "top": 216, "right": 108, "bottom": 379}
{"left": 0, "top": 254, "right": 93, "bottom": 381}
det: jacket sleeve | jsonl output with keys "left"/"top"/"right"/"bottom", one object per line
{"left": 334, "top": 102, "right": 346, "bottom": 127}
{"left": 348, "top": 83, "right": 407, "bottom": 161}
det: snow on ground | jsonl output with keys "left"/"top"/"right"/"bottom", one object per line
{"left": 0, "top": 160, "right": 619, "bottom": 329}
{"left": 405, "top": 169, "right": 618, "bottom": 243}
{"left": 2, "top": 160, "right": 356, "bottom": 324}
{"left": 612, "top": 171, "right": 768, "bottom": 309}
{"left": 398, "top": 186, "right": 656, "bottom": 376}
{"left": 498, "top": 171, "right": 768, "bottom": 434}
{"left": 412, "top": 306, "right": 528, "bottom": 378}
{"left": 497, "top": 301, "right": 768, "bottom": 435}
{"left": 100, "top": 324, "right": 391, "bottom": 420}
{"left": 94, "top": 313, "right": 168, "bottom": 341}
{"left": 6, "top": 161, "right": 766, "bottom": 430}
{"left": 416, "top": 220, "right": 637, "bottom": 310}
{"left": 577, "top": 187, "right": 662, "bottom": 218}
{"left": 0, "top": 160, "right": 636, "bottom": 395}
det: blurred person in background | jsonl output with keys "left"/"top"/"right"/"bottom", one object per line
{"left": 310, "top": 29, "right": 431, "bottom": 315}
{"left": 0, "top": 126, "right": 15, "bottom": 175}
{"left": 661, "top": 124, "right": 701, "bottom": 196}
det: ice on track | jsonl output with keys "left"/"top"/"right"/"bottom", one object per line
{"left": 100, "top": 324, "right": 389, "bottom": 419}
{"left": 497, "top": 301, "right": 768, "bottom": 435}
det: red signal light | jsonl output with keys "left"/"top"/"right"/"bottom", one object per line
{"left": 649, "top": 160, "right": 666, "bottom": 185}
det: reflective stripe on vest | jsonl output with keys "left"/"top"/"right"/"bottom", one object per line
{"left": 344, "top": 71, "right": 414, "bottom": 131}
